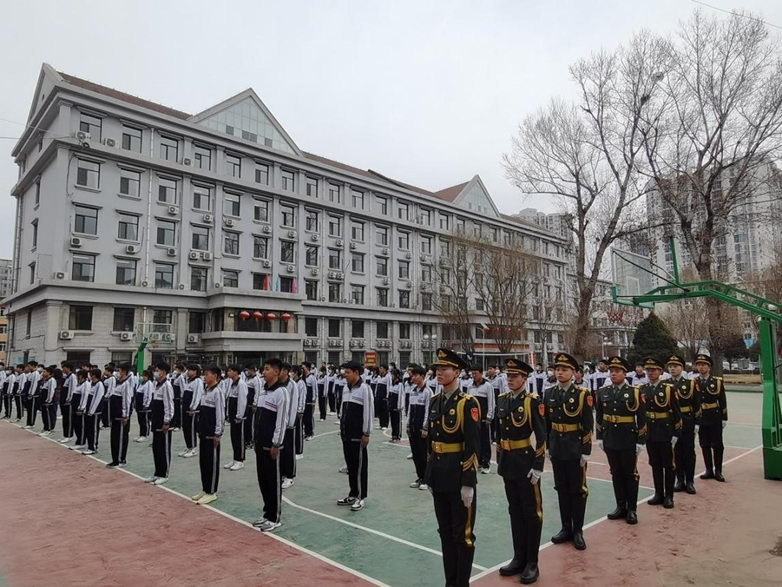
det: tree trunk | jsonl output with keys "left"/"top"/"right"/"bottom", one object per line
{"left": 572, "top": 286, "right": 595, "bottom": 363}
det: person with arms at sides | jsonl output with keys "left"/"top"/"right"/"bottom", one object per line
{"left": 374, "top": 365, "right": 392, "bottom": 431}
{"left": 224, "top": 364, "right": 248, "bottom": 472}
{"left": 12, "top": 364, "right": 25, "bottom": 423}
{"left": 0, "top": 363, "right": 6, "bottom": 419}
{"left": 301, "top": 362, "right": 317, "bottom": 440}
{"left": 144, "top": 362, "right": 175, "bottom": 485}
{"left": 57, "top": 363, "right": 77, "bottom": 443}
{"left": 469, "top": 365, "right": 495, "bottom": 474}
{"left": 69, "top": 370, "right": 89, "bottom": 451}
{"left": 21, "top": 361, "right": 40, "bottom": 430}
{"left": 406, "top": 364, "right": 431, "bottom": 490}
{"left": 334, "top": 367, "right": 346, "bottom": 420}
{"left": 487, "top": 364, "right": 507, "bottom": 445}
{"left": 244, "top": 364, "right": 261, "bottom": 450}
{"left": 280, "top": 362, "right": 299, "bottom": 489}
{"left": 528, "top": 363, "right": 545, "bottom": 396}
{"left": 134, "top": 370, "right": 154, "bottom": 442}
{"left": 1, "top": 365, "right": 13, "bottom": 419}
{"left": 79, "top": 369, "right": 106, "bottom": 456}
{"left": 107, "top": 364, "right": 134, "bottom": 468}
{"left": 596, "top": 356, "right": 647, "bottom": 525}
{"left": 545, "top": 353, "right": 592, "bottom": 550}
{"left": 170, "top": 363, "right": 186, "bottom": 431}
{"left": 630, "top": 363, "right": 648, "bottom": 387}
{"left": 693, "top": 354, "right": 728, "bottom": 482}
{"left": 317, "top": 366, "right": 328, "bottom": 421}
{"left": 325, "top": 365, "right": 337, "bottom": 415}
{"left": 497, "top": 359, "right": 546, "bottom": 584}
{"left": 388, "top": 369, "right": 405, "bottom": 442}
{"left": 179, "top": 364, "right": 204, "bottom": 458}
{"left": 667, "top": 355, "right": 701, "bottom": 494}
{"left": 590, "top": 359, "right": 610, "bottom": 399}
{"left": 337, "top": 360, "right": 374, "bottom": 511}
{"left": 192, "top": 366, "right": 225, "bottom": 505}
{"left": 252, "top": 358, "right": 289, "bottom": 532}
{"left": 38, "top": 366, "right": 58, "bottom": 436}
{"left": 99, "top": 363, "right": 116, "bottom": 430}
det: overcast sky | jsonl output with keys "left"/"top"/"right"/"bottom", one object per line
{"left": 2, "top": 0, "right": 780, "bottom": 260}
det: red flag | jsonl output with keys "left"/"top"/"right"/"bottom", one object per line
{"left": 292, "top": 279, "right": 298, "bottom": 294}
{"left": 263, "top": 274, "right": 269, "bottom": 291}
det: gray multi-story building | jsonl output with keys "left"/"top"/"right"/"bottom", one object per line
{"left": 0, "top": 259, "right": 12, "bottom": 300}
{"left": 6, "top": 63, "right": 569, "bottom": 367}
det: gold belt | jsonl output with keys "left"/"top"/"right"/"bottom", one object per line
{"left": 680, "top": 406, "right": 692, "bottom": 413}
{"left": 646, "top": 412, "right": 670, "bottom": 420}
{"left": 602, "top": 415, "right": 635, "bottom": 424}
{"left": 432, "top": 441, "right": 464, "bottom": 454}
{"left": 499, "top": 438, "right": 532, "bottom": 451}
{"left": 702, "top": 402, "right": 719, "bottom": 410}
{"left": 551, "top": 423, "right": 579, "bottom": 432}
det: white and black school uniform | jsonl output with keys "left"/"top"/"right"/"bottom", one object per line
{"left": 255, "top": 379, "right": 288, "bottom": 524}
{"left": 407, "top": 383, "right": 432, "bottom": 482}
{"left": 244, "top": 373, "right": 261, "bottom": 448}
{"left": 590, "top": 369, "right": 609, "bottom": 395}
{"left": 171, "top": 372, "right": 185, "bottom": 429}
{"left": 12, "top": 372, "right": 25, "bottom": 421}
{"left": 340, "top": 380, "right": 374, "bottom": 500}
{"left": 374, "top": 372, "right": 392, "bottom": 430}
{"left": 226, "top": 378, "right": 248, "bottom": 463}
{"left": 40, "top": 376, "right": 57, "bottom": 432}
{"left": 294, "top": 378, "right": 306, "bottom": 455}
{"left": 334, "top": 374, "right": 346, "bottom": 417}
{"left": 325, "top": 371, "right": 337, "bottom": 413}
{"left": 109, "top": 377, "right": 133, "bottom": 465}
{"left": 281, "top": 378, "right": 298, "bottom": 480}
{"left": 100, "top": 375, "right": 115, "bottom": 428}
{"left": 59, "top": 372, "right": 77, "bottom": 439}
{"left": 303, "top": 373, "right": 317, "bottom": 438}
{"left": 317, "top": 371, "right": 327, "bottom": 421}
{"left": 183, "top": 376, "right": 204, "bottom": 451}
{"left": 23, "top": 370, "right": 41, "bottom": 427}
{"left": 81, "top": 380, "right": 105, "bottom": 451}
{"left": 1, "top": 371, "right": 11, "bottom": 418}
{"left": 469, "top": 378, "right": 495, "bottom": 470}
{"left": 388, "top": 380, "right": 405, "bottom": 440}
{"left": 631, "top": 372, "right": 649, "bottom": 387}
{"left": 71, "top": 380, "right": 89, "bottom": 446}
{"left": 488, "top": 372, "right": 507, "bottom": 443}
{"left": 151, "top": 377, "right": 175, "bottom": 478}
{"left": 135, "top": 380, "right": 154, "bottom": 438}
{"left": 199, "top": 383, "right": 225, "bottom": 495}
{"left": 528, "top": 370, "right": 546, "bottom": 396}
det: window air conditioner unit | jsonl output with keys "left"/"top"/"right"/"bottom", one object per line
{"left": 119, "top": 332, "right": 134, "bottom": 341}
{"left": 168, "top": 205, "right": 179, "bottom": 216}
{"left": 189, "top": 251, "right": 199, "bottom": 260}
{"left": 262, "top": 225, "right": 271, "bottom": 234}
{"left": 224, "top": 218, "right": 235, "bottom": 227}
{"left": 187, "top": 334, "right": 200, "bottom": 344}
{"left": 104, "top": 138, "right": 116, "bottom": 147}
{"left": 202, "top": 213, "right": 213, "bottom": 223}
{"left": 263, "top": 259, "right": 271, "bottom": 268}
{"left": 54, "top": 271, "right": 66, "bottom": 280}
{"left": 183, "top": 157, "right": 192, "bottom": 166}
{"left": 166, "top": 247, "right": 177, "bottom": 257}
{"left": 75, "top": 131, "right": 91, "bottom": 146}
{"left": 349, "top": 242, "right": 357, "bottom": 250}
{"left": 59, "top": 330, "right": 73, "bottom": 340}
{"left": 141, "top": 280, "right": 150, "bottom": 287}
{"left": 287, "top": 230, "right": 296, "bottom": 239}
{"left": 178, "top": 283, "right": 186, "bottom": 290}
{"left": 303, "top": 339, "right": 310, "bottom": 347}
{"left": 126, "top": 244, "right": 139, "bottom": 254}
{"left": 311, "top": 234, "right": 319, "bottom": 242}
{"left": 286, "top": 265, "right": 295, "bottom": 273}
{"left": 70, "top": 237, "right": 82, "bottom": 248}
{"left": 162, "top": 333, "right": 174, "bottom": 342}
{"left": 149, "top": 333, "right": 162, "bottom": 341}
{"left": 214, "top": 282, "right": 222, "bottom": 288}
{"left": 201, "top": 252, "right": 212, "bottom": 261}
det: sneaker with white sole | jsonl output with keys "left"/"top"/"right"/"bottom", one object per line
{"left": 337, "top": 496, "right": 356, "bottom": 506}
{"left": 80, "top": 449, "right": 95, "bottom": 455}
{"left": 295, "top": 454, "right": 304, "bottom": 460}
{"left": 409, "top": 480, "right": 421, "bottom": 488}
{"left": 143, "top": 476, "right": 158, "bottom": 483}
{"left": 229, "top": 461, "right": 244, "bottom": 471}
{"left": 183, "top": 449, "right": 197, "bottom": 458}
{"left": 134, "top": 437, "right": 147, "bottom": 443}
{"left": 223, "top": 460, "right": 235, "bottom": 469}
{"left": 178, "top": 449, "right": 190, "bottom": 457}
{"left": 197, "top": 493, "right": 218, "bottom": 505}
{"left": 350, "top": 499, "right": 365, "bottom": 511}
{"left": 191, "top": 491, "right": 206, "bottom": 502}
{"left": 259, "top": 520, "right": 281, "bottom": 532}
{"left": 153, "top": 477, "right": 169, "bottom": 486}
{"left": 480, "top": 467, "right": 490, "bottom": 474}
{"left": 418, "top": 483, "right": 428, "bottom": 491}
{"left": 106, "top": 462, "right": 120, "bottom": 469}
{"left": 406, "top": 453, "right": 413, "bottom": 460}
{"left": 338, "top": 465, "right": 348, "bottom": 474}
{"left": 281, "top": 478, "right": 295, "bottom": 489}
{"left": 70, "top": 444, "right": 86, "bottom": 451}
{"left": 252, "top": 518, "right": 268, "bottom": 528}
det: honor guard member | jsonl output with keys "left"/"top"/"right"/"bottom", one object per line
{"left": 497, "top": 359, "right": 546, "bottom": 584}
{"left": 667, "top": 355, "right": 701, "bottom": 493}
{"left": 468, "top": 365, "right": 495, "bottom": 474}
{"left": 224, "top": 365, "right": 248, "bottom": 472}
{"left": 640, "top": 357, "right": 681, "bottom": 508}
{"left": 693, "top": 354, "right": 728, "bottom": 482}
{"left": 596, "top": 356, "right": 647, "bottom": 525}
{"left": 179, "top": 365, "right": 204, "bottom": 458}
{"left": 406, "top": 364, "right": 432, "bottom": 489}
{"left": 545, "top": 353, "right": 592, "bottom": 550}
{"left": 107, "top": 364, "right": 134, "bottom": 468}
{"left": 337, "top": 360, "right": 374, "bottom": 511}
{"left": 425, "top": 348, "right": 481, "bottom": 587}
{"left": 145, "top": 362, "right": 174, "bottom": 485}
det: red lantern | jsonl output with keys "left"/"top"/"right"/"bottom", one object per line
{"left": 252, "top": 311, "right": 263, "bottom": 320}
{"left": 281, "top": 313, "right": 292, "bottom": 322}
{"left": 266, "top": 312, "right": 277, "bottom": 321}
{"left": 239, "top": 310, "right": 250, "bottom": 320}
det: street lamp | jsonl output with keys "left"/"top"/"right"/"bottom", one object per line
{"left": 602, "top": 336, "right": 610, "bottom": 359}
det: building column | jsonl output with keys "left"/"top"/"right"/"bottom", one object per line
{"left": 43, "top": 300, "right": 63, "bottom": 364}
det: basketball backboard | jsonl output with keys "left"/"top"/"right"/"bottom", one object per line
{"left": 611, "top": 248, "right": 654, "bottom": 300}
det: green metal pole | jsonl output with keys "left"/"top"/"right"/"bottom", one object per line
{"left": 670, "top": 236, "right": 681, "bottom": 284}
{"left": 759, "top": 318, "right": 782, "bottom": 480}
{"left": 135, "top": 342, "right": 147, "bottom": 374}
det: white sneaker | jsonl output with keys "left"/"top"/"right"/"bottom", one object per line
{"left": 334, "top": 420, "right": 340, "bottom": 425}
{"left": 80, "top": 449, "right": 95, "bottom": 455}
{"left": 229, "top": 461, "right": 244, "bottom": 471}
{"left": 143, "top": 476, "right": 158, "bottom": 484}
{"left": 223, "top": 460, "right": 235, "bottom": 469}
{"left": 480, "top": 467, "right": 490, "bottom": 475}
{"left": 281, "top": 478, "right": 295, "bottom": 489}
{"left": 350, "top": 499, "right": 365, "bottom": 511}
{"left": 70, "top": 444, "right": 85, "bottom": 451}
{"left": 178, "top": 449, "right": 189, "bottom": 457}
{"left": 57, "top": 437, "right": 71, "bottom": 443}
{"left": 197, "top": 493, "right": 217, "bottom": 505}
{"left": 191, "top": 491, "right": 206, "bottom": 502}
{"left": 134, "top": 436, "right": 147, "bottom": 443}
{"left": 338, "top": 465, "right": 348, "bottom": 474}
{"left": 409, "top": 480, "right": 421, "bottom": 488}
{"left": 295, "top": 454, "right": 304, "bottom": 460}
{"left": 259, "top": 520, "right": 281, "bottom": 532}
{"left": 252, "top": 518, "right": 268, "bottom": 528}
{"left": 153, "top": 477, "right": 169, "bottom": 486}
{"left": 183, "top": 449, "right": 197, "bottom": 458}
{"left": 406, "top": 453, "right": 413, "bottom": 460}
{"left": 418, "top": 483, "right": 428, "bottom": 491}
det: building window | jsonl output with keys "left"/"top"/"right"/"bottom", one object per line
{"left": 29, "top": 262, "right": 36, "bottom": 284}
{"left": 328, "top": 183, "right": 340, "bottom": 204}
{"left": 377, "top": 196, "right": 388, "bottom": 215}
{"left": 252, "top": 272, "right": 269, "bottom": 290}
{"left": 69, "top": 305, "right": 93, "bottom": 330}
{"left": 398, "top": 261, "right": 410, "bottom": 279}
{"left": 281, "top": 169, "right": 295, "bottom": 192}
{"left": 398, "top": 201, "right": 409, "bottom": 221}
{"left": 223, "top": 192, "right": 241, "bottom": 217}
{"left": 305, "top": 245, "right": 319, "bottom": 266}
{"left": 34, "top": 180, "right": 40, "bottom": 206}
{"left": 119, "top": 168, "right": 141, "bottom": 197}
{"left": 113, "top": 307, "right": 135, "bottom": 331}
{"left": 351, "top": 253, "right": 365, "bottom": 273}
{"left": 155, "top": 264, "right": 174, "bottom": 289}
{"left": 117, "top": 213, "right": 139, "bottom": 241}
{"left": 376, "top": 257, "right": 388, "bottom": 276}
{"left": 421, "top": 265, "right": 432, "bottom": 282}
{"left": 352, "top": 320, "right": 365, "bottom": 338}
{"left": 281, "top": 204, "right": 296, "bottom": 228}
{"left": 440, "top": 240, "right": 451, "bottom": 257}
{"left": 193, "top": 185, "right": 212, "bottom": 211}
{"left": 25, "top": 311, "right": 31, "bottom": 336}
{"left": 280, "top": 240, "right": 295, "bottom": 263}
{"left": 159, "top": 135, "right": 179, "bottom": 162}
{"left": 192, "top": 225, "right": 209, "bottom": 250}
{"left": 158, "top": 177, "right": 178, "bottom": 204}
{"left": 79, "top": 113, "right": 102, "bottom": 141}
{"left": 305, "top": 280, "right": 318, "bottom": 301}
{"left": 76, "top": 159, "right": 100, "bottom": 189}
{"left": 254, "top": 199, "right": 269, "bottom": 222}
{"left": 351, "top": 221, "right": 365, "bottom": 242}
{"left": 422, "top": 292, "right": 433, "bottom": 311}
{"left": 305, "top": 317, "right": 318, "bottom": 337}
{"left": 121, "top": 125, "right": 142, "bottom": 152}
{"left": 253, "top": 235, "right": 268, "bottom": 259}
{"left": 376, "top": 321, "right": 389, "bottom": 339}
{"left": 306, "top": 177, "right": 318, "bottom": 198}
{"left": 400, "top": 323, "right": 411, "bottom": 339}
{"left": 351, "top": 189, "right": 364, "bottom": 209}
{"left": 328, "top": 215, "right": 342, "bottom": 237}
{"left": 224, "top": 232, "right": 240, "bottom": 255}
{"left": 328, "top": 319, "right": 341, "bottom": 338}
{"left": 156, "top": 219, "right": 176, "bottom": 246}
{"left": 191, "top": 267, "right": 208, "bottom": 292}
{"left": 328, "top": 282, "right": 342, "bottom": 303}
{"left": 280, "top": 276, "right": 294, "bottom": 293}
{"left": 31, "top": 221, "right": 39, "bottom": 248}
{"left": 73, "top": 205, "right": 97, "bottom": 236}
{"left": 116, "top": 259, "right": 137, "bottom": 285}
{"left": 72, "top": 253, "right": 95, "bottom": 282}
{"left": 398, "top": 231, "right": 410, "bottom": 250}
{"left": 376, "top": 226, "right": 389, "bottom": 246}
{"left": 255, "top": 163, "right": 270, "bottom": 185}
{"left": 305, "top": 210, "right": 319, "bottom": 232}
{"left": 351, "top": 285, "right": 365, "bottom": 306}
{"left": 421, "top": 235, "right": 433, "bottom": 255}
{"left": 193, "top": 144, "right": 212, "bottom": 171}
{"left": 226, "top": 153, "right": 241, "bottom": 178}
{"left": 328, "top": 249, "right": 342, "bottom": 270}
{"left": 222, "top": 270, "right": 239, "bottom": 288}
{"left": 188, "top": 311, "right": 206, "bottom": 333}
{"left": 152, "top": 309, "right": 173, "bottom": 331}
{"left": 376, "top": 288, "right": 388, "bottom": 307}
{"left": 399, "top": 290, "right": 411, "bottom": 309}
{"left": 439, "top": 214, "right": 450, "bottom": 231}
{"left": 420, "top": 208, "right": 432, "bottom": 226}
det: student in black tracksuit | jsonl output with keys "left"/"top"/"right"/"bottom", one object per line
{"left": 12, "top": 365, "right": 25, "bottom": 422}
{"left": 317, "top": 367, "right": 327, "bottom": 421}
{"left": 107, "top": 365, "right": 134, "bottom": 468}
{"left": 337, "top": 360, "right": 373, "bottom": 511}
{"left": 179, "top": 364, "right": 204, "bottom": 458}
{"left": 302, "top": 362, "right": 316, "bottom": 439}
{"left": 58, "top": 363, "right": 77, "bottom": 443}
{"left": 79, "top": 370, "right": 106, "bottom": 455}
{"left": 374, "top": 366, "right": 392, "bottom": 430}
{"left": 100, "top": 364, "right": 116, "bottom": 429}
{"left": 170, "top": 364, "right": 185, "bottom": 431}
{"left": 388, "top": 370, "right": 404, "bottom": 441}
{"left": 279, "top": 363, "right": 298, "bottom": 488}
{"left": 191, "top": 366, "right": 225, "bottom": 505}
{"left": 69, "top": 371, "right": 89, "bottom": 450}
{"left": 244, "top": 365, "right": 261, "bottom": 450}
{"left": 134, "top": 370, "right": 154, "bottom": 442}
{"left": 224, "top": 365, "right": 248, "bottom": 471}
{"left": 406, "top": 365, "right": 431, "bottom": 489}
{"left": 38, "top": 366, "right": 58, "bottom": 436}
{"left": 1, "top": 366, "right": 11, "bottom": 419}
{"left": 252, "top": 358, "right": 289, "bottom": 532}
{"left": 22, "top": 362, "right": 41, "bottom": 429}
{"left": 144, "top": 362, "right": 175, "bottom": 485}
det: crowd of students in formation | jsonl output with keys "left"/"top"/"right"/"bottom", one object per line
{"left": 1, "top": 348, "right": 729, "bottom": 586}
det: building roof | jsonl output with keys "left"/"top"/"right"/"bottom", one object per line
{"left": 433, "top": 182, "right": 470, "bottom": 202}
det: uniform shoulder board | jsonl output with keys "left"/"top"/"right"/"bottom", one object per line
{"left": 715, "top": 376, "right": 723, "bottom": 381}
{"left": 461, "top": 392, "right": 475, "bottom": 400}
{"left": 578, "top": 387, "right": 588, "bottom": 394}
{"left": 528, "top": 391, "right": 539, "bottom": 400}
{"left": 498, "top": 392, "right": 510, "bottom": 398}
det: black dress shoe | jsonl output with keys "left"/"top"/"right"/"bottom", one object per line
{"left": 647, "top": 494, "right": 664, "bottom": 506}
{"left": 498, "top": 558, "right": 524, "bottom": 577}
{"left": 714, "top": 471, "right": 725, "bottom": 482}
{"left": 673, "top": 481, "right": 685, "bottom": 492}
{"left": 550, "top": 528, "right": 573, "bottom": 544}
{"left": 700, "top": 470, "right": 715, "bottom": 480}
{"left": 663, "top": 497, "right": 674, "bottom": 509}
{"left": 626, "top": 510, "right": 638, "bottom": 525}
{"left": 521, "top": 563, "right": 540, "bottom": 584}
{"left": 573, "top": 532, "right": 586, "bottom": 550}
{"left": 685, "top": 482, "right": 696, "bottom": 494}
{"left": 607, "top": 507, "right": 628, "bottom": 520}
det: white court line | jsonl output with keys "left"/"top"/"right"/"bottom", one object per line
{"left": 2, "top": 420, "right": 390, "bottom": 587}
{"left": 468, "top": 444, "right": 763, "bottom": 583}
{"left": 312, "top": 429, "right": 340, "bottom": 439}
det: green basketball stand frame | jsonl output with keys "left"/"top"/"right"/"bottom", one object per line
{"left": 612, "top": 238, "right": 782, "bottom": 480}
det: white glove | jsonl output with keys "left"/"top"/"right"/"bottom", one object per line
{"left": 671, "top": 436, "right": 678, "bottom": 448}
{"left": 722, "top": 421, "right": 727, "bottom": 429}
{"left": 636, "top": 444, "right": 645, "bottom": 455}
{"left": 695, "top": 424, "right": 700, "bottom": 435}
{"left": 460, "top": 486, "right": 474, "bottom": 508}
{"left": 598, "top": 440, "right": 604, "bottom": 451}
{"left": 580, "top": 454, "right": 589, "bottom": 468}
{"left": 527, "top": 469, "right": 542, "bottom": 484}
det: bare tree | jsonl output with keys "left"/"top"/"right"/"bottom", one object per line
{"left": 431, "top": 238, "right": 474, "bottom": 356}
{"left": 658, "top": 299, "right": 709, "bottom": 360}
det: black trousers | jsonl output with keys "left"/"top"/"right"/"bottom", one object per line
{"left": 41, "top": 403, "right": 56, "bottom": 431}
{"left": 376, "top": 399, "right": 389, "bottom": 429}
{"left": 73, "top": 410, "right": 86, "bottom": 445}
{"left": 256, "top": 446, "right": 282, "bottom": 523}
{"left": 61, "top": 403, "right": 72, "bottom": 437}
{"left": 551, "top": 458, "right": 588, "bottom": 532}
{"left": 294, "top": 413, "right": 304, "bottom": 455}
{"left": 409, "top": 429, "right": 427, "bottom": 481}
{"left": 110, "top": 418, "right": 130, "bottom": 464}
{"left": 336, "top": 390, "right": 343, "bottom": 416}
{"left": 136, "top": 410, "right": 150, "bottom": 438}
{"left": 2, "top": 393, "right": 11, "bottom": 417}
{"left": 200, "top": 438, "right": 220, "bottom": 494}
{"left": 675, "top": 419, "right": 697, "bottom": 483}
{"left": 242, "top": 407, "right": 254, "bottom": 448}
{"left": 478, "top": 421, "right": 492, "bottom": 469}
{"left": 24, "top": 396, "right": 38, "bottom": 427}
{"left": 342, "top": 437, "right": 368, "bottom": 499}
{"left": 281, "top": 427, "right": 296, "bottom": 479}
{"left": 183, "top": 411, "right": 198, "bottom": 450}
{"left": 171, "top": 395, "right": 182, "bottom": 429}
{"left": 648, "top": 440, "right": 675, "bottom": 498}
{"left": 100, "top": 398, "right": 110, "bottom": 428}
{"left": 84, "top": 413, "right": 101, "bottom": 451}
{"left": 152, "top": 429, "right": 172, "bottom": 478}
{"left": 303, "top": 404, "right": 315, "bottom": 437}
{"left": 503, "top": 476, "right": 543, "bottom": 566}
{"left": 327, "top": 389, "right": 336, "bottom": 412}
{"left": 432, "top": 489, "right": 476, "bottom": 587}
{"left": 318, "top": 396, "right": 327, "bottom": 420}
{"left": 230, "top": 419, "right": 245, "bottom": 462}
{"left": 699, "top": 423, "right": 725, "bottom": 473}
{"left": 605, "top": 448, "right": 639, "bottom": 511}
{"left": 14, "top": 394, "right": 24, "bottom": 420}
{"left": 389, "top": 408, "right": 401, "bottom": 440}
